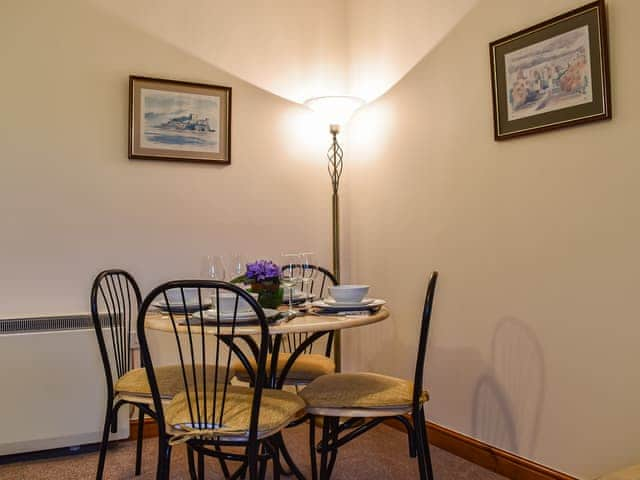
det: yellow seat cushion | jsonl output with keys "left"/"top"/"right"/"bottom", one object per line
{"left": 232, "top": 353, "right": 335, "bottom": 383}
{"left": 599, "top": 465, "right": 640, "bottom": 480}
{"left": 165, "top": 385, "right": 305, "bottom": 438}
{"left": 115, "top": 365, "right": 234, "bottom": 400}
{"left": 299, "top": 373, "right": 428, "bottom": 409}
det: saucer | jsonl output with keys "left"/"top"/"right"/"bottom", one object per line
{"left": 323, "top": 297, "right": 375, "bottom": 308}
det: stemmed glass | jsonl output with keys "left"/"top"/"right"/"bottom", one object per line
{"left": 300, "top": 252, "right": 318, "bottom": 302}
{"left": 280, "top": 253, "right": 302, "bottom": 315}
{"left": 229, "top": 253, "right": 246, "bottom": 285}
{"left": 203, "top": 255, "right": 227, "bottom": 281}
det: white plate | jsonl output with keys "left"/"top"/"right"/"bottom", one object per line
{"left": 153, "top": 301, "right": 212, "bottom": 313}
{"left": 312, "top": 298, "right": 386, "bottom": 310}
{"left": 323, "top": 297, "right": 375, "bottom": 307}
{"left": 191, "top": 308, "right": 280, "bottom": 324}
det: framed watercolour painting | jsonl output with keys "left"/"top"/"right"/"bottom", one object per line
{"left": 490, "top": 0, "right": 611, "bottom": 140}
{"left": 129, "top": 76, "right": 231, "bottom": 163}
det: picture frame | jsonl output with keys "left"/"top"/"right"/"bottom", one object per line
{"left": 129, "top": 76, "right": 232, "bottom": 164}
{"left": 489, "top": 0, "right": 611, "bottom": 140}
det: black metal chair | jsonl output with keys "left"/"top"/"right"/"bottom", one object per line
{"left": 300, "top": 271, "right": 439, "bottom": 480}
{"left": 233, "top": 264, "right": 338, "bottom": 389}
{"left": 91, "top": 269, "right": 151, "bottom": 478}
{"left": 137, "top": 280, "right": 305, "bottom": 480}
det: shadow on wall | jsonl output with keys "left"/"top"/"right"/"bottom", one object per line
{"left": 472, "top": 317, "right": 545, "bottom": 457}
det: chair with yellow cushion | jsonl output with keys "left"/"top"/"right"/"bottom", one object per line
{"left": 300, "top": 271, "right": 439, "bottom": 480}
{"left": 232, "top": 264, "right": 338, "bottom": 389}
{"left": 92, "top": 269, "right": 152, "bottom": 479}
{"left": 138, "top": 280, "right": 305, "bottom": 480}
{"left": 91, "top": 270, "right": 233, "bottom": 479}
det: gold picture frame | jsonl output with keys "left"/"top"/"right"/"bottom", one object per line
{"left": 129, "top": 76, "right": 231, "bottom": 164}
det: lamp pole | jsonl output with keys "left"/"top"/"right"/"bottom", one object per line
{"left": 304, "top": 95, "right": 364, "bottom": 374}
{"left": 328, "top": 123, "right": 343, "bottom": 371}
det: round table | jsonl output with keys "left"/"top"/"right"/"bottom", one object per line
{"left": 145, "top": 306, "right": 389, "bottom": 337}
{"left": 145, "top": 306, "right": 390, "bottom": 479}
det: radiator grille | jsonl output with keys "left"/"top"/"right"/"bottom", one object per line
{"left": 0, "top": 314, "right": 115, "bottom": 334}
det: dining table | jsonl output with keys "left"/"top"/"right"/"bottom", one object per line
{"left": 145, "top": 304, "right": 390, "bottom": 479}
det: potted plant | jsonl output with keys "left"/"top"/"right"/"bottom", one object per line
{"left": 233, "top": 260, "right": 283, "bottom": 309}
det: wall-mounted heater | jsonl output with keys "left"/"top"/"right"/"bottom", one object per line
{"left": 0, "top": 315, "right": 129, "bottom": 456}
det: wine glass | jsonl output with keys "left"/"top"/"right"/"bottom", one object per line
{"left": 203, "top": 255, "right": 226, "bottom": 281}
{"left": 300, "top": 252, "right": 318, "bottom": 301}
{"left": 228, "top": 253, "right": 246, "bottom": 284}
{"left": 280, "top": 253, "right": 302, "bottom": 314}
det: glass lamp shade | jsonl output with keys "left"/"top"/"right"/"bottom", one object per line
{"left": 304, "top": 96, "right": 365, "bottom": 130}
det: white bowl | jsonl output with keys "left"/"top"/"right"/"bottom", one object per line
{"left": 329, "top": 285, "right": 370, "bottom": 303}
{"left": 213, "top": 292, "right": 259, "bottom": 314}
{"left": 165, "top": 288, "right": 199, "bottom": 304}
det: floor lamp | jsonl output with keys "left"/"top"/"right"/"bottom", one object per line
{"left": 304, "top": 96, "right": 365, "bottom": 371}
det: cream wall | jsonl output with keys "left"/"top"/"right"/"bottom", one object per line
{"left": 347, "top": 0, "right": 478, "bottom": 101}
{"left": 91, "top": 0, "right": 349, "bottom": 103}
{"left": 0, "top": 0, "right": 335, "bottom": 317}
{"left": 2, "top": 0, "right": 638, "bottom": 477}
{"left": 344, "top": 0, "right": 640, "bottom": 478}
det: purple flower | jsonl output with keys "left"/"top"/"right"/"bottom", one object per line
{"left": 245, "top": 260, "right": 281, "bottom": 282}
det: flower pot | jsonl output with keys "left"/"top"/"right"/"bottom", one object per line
{"left": 250, "top": 281, "right": 283, "bottom": 309}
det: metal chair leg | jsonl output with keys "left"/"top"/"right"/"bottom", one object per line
{"left": 135, "top": 408, "right": 144, "bottom": 476}
{"left": 187, "top": 446, "right": 198, "bottom": 480}
{"left": 274, "top": 432, "right": 305, "bottom": 479}
{"left": 157, "top": 436, "right": 172, "bottom": 480}
{"left": 309, "top": 415, "right": 318, "bottom": 480}
{"left": 198, "top": 450, "right": 205, "bottom": 479}
{"left": 272, "top": 440, "right": 281, "bottom": 480}
{"left": 96, "top": 403, "right": 112, "bottom": 480}
{"left": 327, "top": 417, "right": 339, "bottom": 478}
{"left": 248, "top": 443, "right": 260, "bottom": 480}
{"left": 319, "top": 417, "right": 332, "bottom": 480}
{"left": 414, "top": 410, "right": 428, "bottom": 480}
{"left": 419, "top": 408, "right": 434, "bottom": 480}
{"left": 214, "top": 444, "right": 231, "bottom": 479}
{"left": 258, "top": 449, "right": 268, "bottom": 480}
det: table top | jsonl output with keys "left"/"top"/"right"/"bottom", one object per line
{"left": 145, "top": 307, "right": 389, "bottom": 336}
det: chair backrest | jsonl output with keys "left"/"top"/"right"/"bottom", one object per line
{"left": 412, "top": 271, "right": 438, "bottom": 409}
{"left": 280, "top": 263, "right": 338, "bottom": 356}
{"left": 137, "top": 280, "right": 270, "bottom": 441}
{"left": 91, "top": 269, "right": 142, "bottom": 394}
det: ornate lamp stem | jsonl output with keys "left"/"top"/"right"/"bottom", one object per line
{"left": 328, "top": 124, "right": 343, "bottom": 370}
{"left": 328, "top": 124, "right": 343, "bottom": 282}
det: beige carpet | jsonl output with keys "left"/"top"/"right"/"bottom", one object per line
{"left": 0, "top": 424, "right": 506, "bottom": 479}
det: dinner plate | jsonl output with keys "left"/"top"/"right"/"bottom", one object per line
{"left": 311, "top": 298, "right": 386, "bottom": 311}
{"left": 323, "top": 297, "right": 375, "bottom": 307}
{"left": 153, "top": 301, "right": 212, "bottom": 313}
{"left": 191, "top": 308, "right": 280, "bottom": 324}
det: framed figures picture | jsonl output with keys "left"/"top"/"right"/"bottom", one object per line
{"left": 490, "top": 1, "right": 611, "bottom": 140}
{"left": 129, "top": 76, "right": 231, "bottom": 163}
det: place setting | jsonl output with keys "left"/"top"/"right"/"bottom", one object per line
{"left": 150, "top": 253, "right": 386, "bottom": 326}
{"left": 309, "top": 284, "right": 386, "bottom": 316}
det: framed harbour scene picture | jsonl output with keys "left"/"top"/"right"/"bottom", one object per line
{"left": 490, "top": 0, "right": 611, "bottom": 140}
{"left": 129, "top": 76, "right": 231, "bottom": 163}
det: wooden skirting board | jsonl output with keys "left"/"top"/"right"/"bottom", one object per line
{"left": 130, "top": 417, "right": 158, "bottom": 441}
{"left": 130, "top": 417, "right": 578, "bottom": 480}
{"left": 386, "top": 420, "right": 578, "bottom": 480}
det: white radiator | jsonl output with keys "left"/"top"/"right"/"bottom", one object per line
{"left": 0, "top": 315, "right": 129, "bottom": 456}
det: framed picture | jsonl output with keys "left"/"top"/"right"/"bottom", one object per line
{"left": 490, "top": 0, "right": 611, "bottom": 140}
{"left": 129, "top": 76, "right": 231, "bottom": 163}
